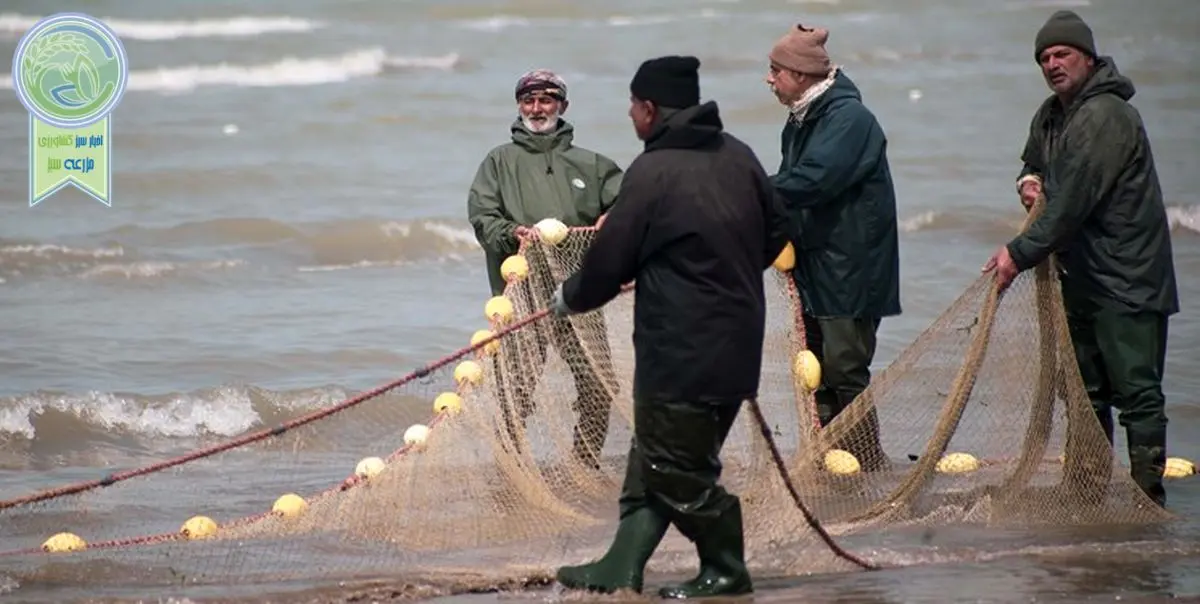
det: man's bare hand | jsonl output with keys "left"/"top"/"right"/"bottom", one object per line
{"left": 514, "top": 225, "right": 535, "bottom": 239}
{"left": 981, "top": 245, "right": 1019, "bottom": 292}
{"left": 1019, "top": 179, "right": 1042, "bottom": 210}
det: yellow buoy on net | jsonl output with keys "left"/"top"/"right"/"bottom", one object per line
{"left": 823, "top": 449, "right": 860, "bottom": 475}
{"left": 793, "top": 349, "right": 821, "bottom": 392}
{"left": 773, "top": 242, "right": 796, "bottom": 272}
{"left": 433, "top": 391, "right": 463, "bottom": 416}
{"left": 500, "top": 255, "right": 529, "bottom": 282}
{"left": 936, "top": 452, "right": 980, "bottom": 474}
{"left": 454, "top": 360, "right": 484, "bottom": 387}
{"left": 534, "top": 218, "right": 569, "bottom": 245}
{"left": 42, "top": 532, "right": 87, "bottom": 553}
{"left": 355, "top": 456, "right": 385, "bottom": 480}
{"left": 404, "top": 424, "right": 431, "bottom": 449}
{"left": 470, "top": 329, "right": 500, "bottom": 356}
{"left": 485, "top": 295, "right": 515, "bottom": 324}
{"left": 180, "top": 515, "right": 219, "bottom": 540}
{"left": 1164, "top": 457, "right": 1196, "bottom": 479}
{"left": 272, "top": 493, "right": 308, "bottom": 518}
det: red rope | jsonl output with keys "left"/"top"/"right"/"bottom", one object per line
{"left": 0, "top": 226, "right": 627, "bottom": 560}
{"left": 0, "top": 308, "right": 553, "bottom": 511}
{"left": 746, "top": 399, "right": 882, "bottom": 571}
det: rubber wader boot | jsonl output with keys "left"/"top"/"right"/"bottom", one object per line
{"left": 555, "top": 505, "right": 670, "bottom": 594}
{"left": 1128, "top": 439, "right": 1167, "bottom": 507}
{"left": 658, "top": 500, "right": 753, "bottom": 599}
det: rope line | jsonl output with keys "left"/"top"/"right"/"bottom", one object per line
{"left": 747, "top": 398, "right": 882, "bottom": 571}
{"left": 0, "top": 306, "right": 554, "bottom": 512}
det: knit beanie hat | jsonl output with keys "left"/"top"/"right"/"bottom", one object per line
{"left": 1034, "top": 10, "right": 1097, "bottom": 61}
{"left": 515, "top": 69, "right": 567, "bottom": 101}
{"left": 629, "top": 55, "right": 701, "bottom": 109}
{"left": 769, "top": 24, "right": 832, "bottom": 75}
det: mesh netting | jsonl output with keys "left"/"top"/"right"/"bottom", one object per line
{"left": 0, "top": 204, "right": 1176, "bottom": 599}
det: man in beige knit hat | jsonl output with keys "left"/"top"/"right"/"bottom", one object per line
{"left": 765, "top": 24, "right": 900, "bottom": 472}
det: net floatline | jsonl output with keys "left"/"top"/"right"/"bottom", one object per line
{"left": 0, "top": 214, "right": 1195, "bottom": 595}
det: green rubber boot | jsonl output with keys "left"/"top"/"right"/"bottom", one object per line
{"left": 555, "top": 505, "right": 669, "bottom": 594}
{"left": 659, "top": 500, "right": 753, "bottom": 599}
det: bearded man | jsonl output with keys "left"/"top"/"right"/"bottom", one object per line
{"left": 466, "top": 69, "right": 623, "bottom": 469}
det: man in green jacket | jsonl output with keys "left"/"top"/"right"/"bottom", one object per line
{"left": 466, "top": 69, "right": 624, "bottom": 469}
{"left": 983, "top": 10, "right": 1179, "bottom": 507}
{"left": 765, "top": 24, "right": 901, "bottom": 471}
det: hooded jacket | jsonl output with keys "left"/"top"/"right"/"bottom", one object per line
{"left": 1009, "top": 57, "right": 1179, "bottom": 315}
{"left": 560, "top": 101, "right": 791, "bottom": 403}
{"left": 770, "top": 71, "right": 902, "bottom": 320}
{"left": 467, "top": 119, "right": 623, "bottom": 295}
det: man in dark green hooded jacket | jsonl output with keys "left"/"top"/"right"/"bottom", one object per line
{"left": 983, "top": 10, "right": 1179, "bottom": 507}
{"left": 764, "top": 24, "right": 901, "bottom": 471}
{"left": 466, "top": 69, "right": 624, "bottom": 468}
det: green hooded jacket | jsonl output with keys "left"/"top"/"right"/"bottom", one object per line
{"left": 1009, "top": 56, "right": 1179, "bottom": 316}
{"left": 467, "top": 118, "right": 624, "bottom": 295}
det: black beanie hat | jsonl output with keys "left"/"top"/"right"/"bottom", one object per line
{"left": 630, "top": 55, "right": 701, "bottom": 109}
{"left": 1034, "top": 10, "right": 1097, "bottom": 61}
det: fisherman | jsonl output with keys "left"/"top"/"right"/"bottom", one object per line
{"left": 549, "top": 55, "right": 791, "bottom": 598}
{"left": 983, "top": 10, "right": 1179, "bottom": 507}
{"left": 466, "top": 69, "right": 623, "bottom": 469}
{"left": 765, "top": 24, "right": 901, "bottom": 471}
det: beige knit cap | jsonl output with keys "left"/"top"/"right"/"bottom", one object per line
{"left": 769, "top": 24, "right": 832, "bottom": 75}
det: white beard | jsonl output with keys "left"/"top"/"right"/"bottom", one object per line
{"left": 522, "top": 110, "right": 560, "bottom": 133}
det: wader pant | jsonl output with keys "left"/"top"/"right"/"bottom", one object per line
{"left": 803, "top": 314, "right": 888, "bottom": 471}
{"left": 555, "top": 396, "right": 753, "bottom": 597}
{"left": 492, "top": 245, "right": 619, "bottom": 468}
{"left": 1062, "top": 285, "right": 1169, "bottom": 507}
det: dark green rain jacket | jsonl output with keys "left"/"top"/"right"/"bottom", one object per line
{"left": 1009, "top": 56, "right": 1179, "bottom": 316}
{"left": 467, "top": 119, "right": 623, "bottom": 295}
{"left": 770, "top": 71, "right": 902, "bottom": 320}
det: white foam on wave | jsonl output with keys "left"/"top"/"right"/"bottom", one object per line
{"left": 0, "top": 47, "right": 462, "bottom": 94}
{"left": 0, "top": 386, "right": 347, "bottom": 440}
{"left": 0, "top": 13, "right": 322, "bottom": 41}
{"left": 458, "top": 10, "right": 723, "bottom": 32}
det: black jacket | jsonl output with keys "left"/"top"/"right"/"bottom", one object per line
{"left": 1009, "top": 56, "right": 1178, "bottom": 316}
{"left": 770, "top": 71, "right": 902, "bottom": 319}
{"left": 561, "top": 101, "right": 791, "bottom": 403}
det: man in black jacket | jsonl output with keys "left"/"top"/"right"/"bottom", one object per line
{"left": 983, "top": 10, "right": 1179, "bottom": 507}
{"left": 549, "top": 55, "right": 791, "bottom": 598}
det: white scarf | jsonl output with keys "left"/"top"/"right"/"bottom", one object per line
{"left": 788, "top": 65, "right": 840, "bottom": 125}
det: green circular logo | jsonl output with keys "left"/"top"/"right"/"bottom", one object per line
{"left": 11, "top": 12, "right": 128, "bottom": 129}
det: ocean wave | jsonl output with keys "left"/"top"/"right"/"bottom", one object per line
{"left": 0, "top": 48, "right": 462, "bottom": 94}
{"left": 0, "top": 239, "right": 242, "bottom": 284}
{"left": 0, "top": 217, "right": 480, "bottom": 283}
{"left": 104, "top": 216, "right": 480, "bottom": 267}
{"left": 0, "top": 13, "right": 322, "bottom": 41}
{"left": 898, "top": 204, "right": 1200, "bottom": 236}
{"left": 0, "top": 384, "right": 434, "bottom": 472}
{"left": 455, "top": 9, "right": 723, "bottom": 32}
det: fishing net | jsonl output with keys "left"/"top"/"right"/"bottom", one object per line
{"left": 0, "top": 202, "right": 1177, "bottom": 601}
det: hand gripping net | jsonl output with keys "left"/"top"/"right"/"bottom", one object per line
{"left": 0, "top": 206, "right": 1175, "bottom": 600}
